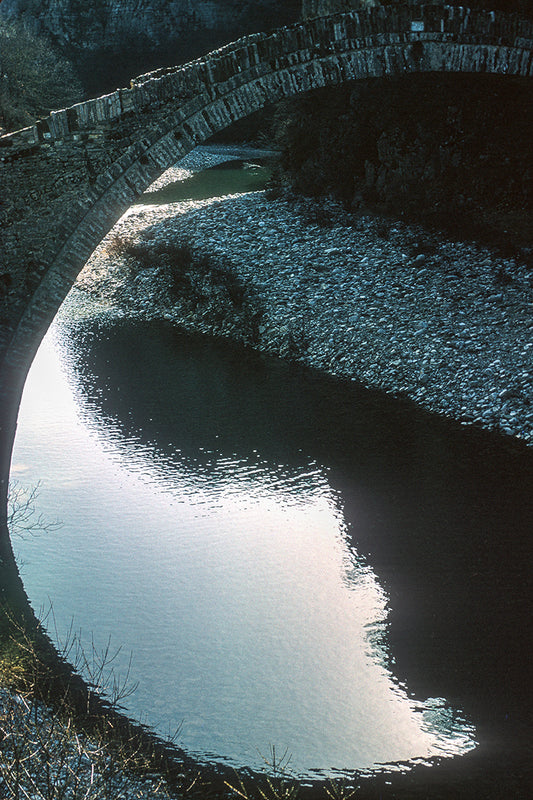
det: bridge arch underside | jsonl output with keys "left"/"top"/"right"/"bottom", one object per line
{"left": 0, "top": 29, "right": 532, "bottom": 520}
{"left": 4, "top": 37, "right": 533, "bottom": 381}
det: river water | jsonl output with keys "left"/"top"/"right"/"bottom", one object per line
{"left": 8, "top": 161, "right": 533, "bottom": 790}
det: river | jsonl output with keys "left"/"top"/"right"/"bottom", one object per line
{"left": 8, "top": 159, "right": 533, "bottom": 794}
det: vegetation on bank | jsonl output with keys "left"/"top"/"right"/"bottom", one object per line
{"left": 0, "top": 592, "right": 357, "bottom": 800}
{"left": 0, "top": 19, "right": 84, "bottom": 133}
{"left": 99, "top": 230, "right": 265, "bottom": 346}
{"left": 0, "top": 486, "right": 182, "bottom": 798}
{"left": 0, "top": 617, "right": 179, "bottom": 799}
{"left": 267, "top": 74, "right": 533, "bottom": 261}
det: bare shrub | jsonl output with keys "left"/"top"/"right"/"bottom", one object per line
{"left": 0, "top": 686, "right": 171, "bottom": 799}
{"left": 102, "top": 231, "right": 140, "bottom": 261}
{"left": 226, "top": 746, "right": 300, "bottom": 800}
{"left": 0, "top": 613, "right": 173, "bottom": 799}
{"left": 7, "top": 481, "right": 61, "bottom": 540}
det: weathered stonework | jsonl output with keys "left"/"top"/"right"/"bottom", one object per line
{"left": 0, "top": 3, "right": 532, "bottom": 522}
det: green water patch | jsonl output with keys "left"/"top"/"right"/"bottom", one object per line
{"left": 137, "top": 159, "right": 272, "bottom": 205}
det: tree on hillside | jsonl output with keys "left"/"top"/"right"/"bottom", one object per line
{"left": 0, "top": 20, "right": 84, "bottom": 132}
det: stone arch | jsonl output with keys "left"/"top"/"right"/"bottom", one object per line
{"left": 1, "top": 4, "right": 532, "bottom": 519}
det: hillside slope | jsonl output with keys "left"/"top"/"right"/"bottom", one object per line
{"left": 0, "top": 0, "right": 301, "bottom": 93}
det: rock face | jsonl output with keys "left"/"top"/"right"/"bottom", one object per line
{"left": 270, "top": 74, "right": 533, "bottom": 256}
{"left": 0, "top": 0, "right": 300, "bottom": 48}
{"left": 303, "top": 0, "right": 377, "bottom": 19}
{"left": 302, "top": 0, "right": 533, "bottom": 21}
{"left": 0, "top": 0, "right": 301, "bottom": 92}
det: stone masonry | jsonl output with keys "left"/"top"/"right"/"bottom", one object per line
{"left": 0, "top": 3, "right": 532, "bottom": 521}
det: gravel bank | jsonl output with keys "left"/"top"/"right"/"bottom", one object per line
{"left": 77, "top": 146, "right": 533, "bottom": 447}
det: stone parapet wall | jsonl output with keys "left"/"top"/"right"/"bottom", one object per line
{"left": 1, "top": 4, "right": 532, "bottom": 158}
{"left": 303, "top": 0, "right": 382, "bottom": 19}
{"left": 0, "top": 2, "right": 532, "bottom": 535}
{"left": 0, "top": 3, "right": 532, "bottom": 395}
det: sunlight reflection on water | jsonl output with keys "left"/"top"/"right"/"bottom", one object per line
{"left": 11, "top": 304, "right": 477, "bottom": 777}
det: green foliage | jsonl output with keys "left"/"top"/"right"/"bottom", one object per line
{"left": 0, "top": 19, "right": 84, "bottom": 132}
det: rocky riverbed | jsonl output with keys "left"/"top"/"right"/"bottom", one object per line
{"left": 77, "top": 145, "right": 533, "bottom": 447}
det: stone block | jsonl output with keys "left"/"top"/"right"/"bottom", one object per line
{"left": 1, "top": 3, "right": 532, "bottom": 388}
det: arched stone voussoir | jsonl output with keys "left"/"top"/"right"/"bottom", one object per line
{"left": 1, "top": 17, "right": 532, "bottom": 352}
{"left": 0, "top": 6, "right": 532, "bottom": 524}
{"left": 4, "top": 33, "right": 532, "bottom": 376}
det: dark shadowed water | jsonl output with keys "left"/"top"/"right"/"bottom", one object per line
{"left": 10, "top": 294, "right": 533, "bottom": 793}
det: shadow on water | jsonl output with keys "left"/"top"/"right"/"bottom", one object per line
{"left": 42, "top": 316, "right": 533, "bottom": 796}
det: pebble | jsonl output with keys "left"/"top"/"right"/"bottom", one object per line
{"left": 78, "top": 146, "right": 533, "bottom": 448}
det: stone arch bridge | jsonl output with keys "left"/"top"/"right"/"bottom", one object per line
{"left": 0, "top": 2, "right": 532, "bottom": 524}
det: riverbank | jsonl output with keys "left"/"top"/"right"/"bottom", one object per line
{"left": 77, "top": 145, "right": 533, "bottom": 448}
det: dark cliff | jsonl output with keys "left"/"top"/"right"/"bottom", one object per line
{"left": 269, "top": 1, "right": 533, "bottom": 255}
{"left": 269, "top": 73, "right": 533, "bottom": 257}
{"left": 0, "top": 0, "right": 301, "bottom": 93}
{"left": 302, "top": 0, "right": 533, "bottom": 20}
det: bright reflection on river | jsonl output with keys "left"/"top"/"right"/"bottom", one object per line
{"left": 11, "top": 302, "right": 476, "bottom": 778}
